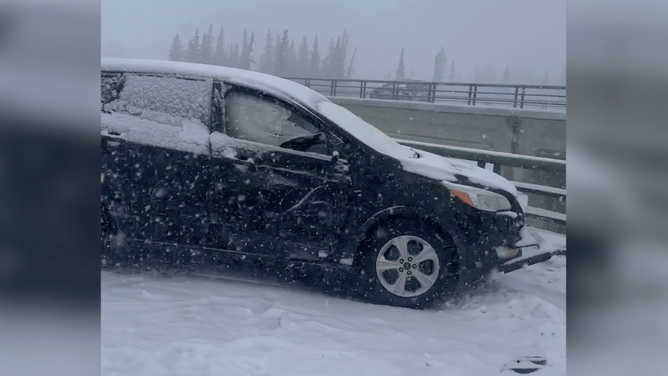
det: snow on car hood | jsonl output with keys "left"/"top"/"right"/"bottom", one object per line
{"left": 401, "top": 147, "right": 519, "bottom": 196}
{"left": 316, "top": 100, "right": 518, "bottom": 196}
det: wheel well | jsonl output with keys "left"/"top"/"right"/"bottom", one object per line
{"left": 354, "top": 212, "right": 457, "bottom": 268}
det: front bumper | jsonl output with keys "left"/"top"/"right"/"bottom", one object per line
{"left": 497, "top": 226, "right": 566, "bottom": 273}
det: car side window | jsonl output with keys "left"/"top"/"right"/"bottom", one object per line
{"left": 224, "top": 91, "right": 327, "bottom": 155}
{"left": 102, "top": 73, "right": 213, "bottom": 127}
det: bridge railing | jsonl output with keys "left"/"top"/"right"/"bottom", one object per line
{"left": 283, "top": 77, "right": 567, "bottom": 110}
{"left": 394, "top": 139, "right": 566, "bottom": 233}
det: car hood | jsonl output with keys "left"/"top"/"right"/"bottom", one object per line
{"left": 313, "top": 101, "right": 517, "bottom": 196}
{"left": 399, "top": 146, "right": 519, "bottom": 197}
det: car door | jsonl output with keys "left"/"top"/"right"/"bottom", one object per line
{"left": 208, "top": 85, "right": 352, "bottom": 260}
{"left": 101, "top": 72, "right": 214, "bottom": 249}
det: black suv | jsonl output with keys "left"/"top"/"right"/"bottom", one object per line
{"left": 101, "top": 59, "right": 544, "bottom": 308}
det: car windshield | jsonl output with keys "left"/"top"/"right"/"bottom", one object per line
{"left": 315, "top": 100, "right": 416, "bottom": 160}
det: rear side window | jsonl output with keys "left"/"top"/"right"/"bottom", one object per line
{"left": 102, "top": 73, "right": 212, "bottom": 126}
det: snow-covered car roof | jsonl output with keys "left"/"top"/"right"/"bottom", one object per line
{"left": 101, "top": 58, "right": 330, "bottom": 110}
{"left": 100, "top": 59, "right": 518, "bottom": 196}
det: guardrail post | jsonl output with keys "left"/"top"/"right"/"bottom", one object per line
{"left": 305, "top": 79, "right": 311, "bottom": 88}
{"left": 330, "top": 80, "right": 337, "bottom": 97}
{"left": 472, "top": 85, "right": 478, "bottom": 106}
{"left": 520, "top": 86, "right": 526, "bottom": 109}
{"left": 429, "top": 83, "right": 436, "bottom": 103}
{"left": 360, "top": 81, "right": 367, "bottom": 99}
{"left": 467, "top": 85, "right": 473, "bottom": 105}
{"left": 392, "top": 82, "right": 398, "bottom": 100}
{"left": 513, "top": 86, "right": 519, "bottom": 108}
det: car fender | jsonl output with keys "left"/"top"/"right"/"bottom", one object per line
{"left": 360, "top": 206, "right": 412, "bottom": 238}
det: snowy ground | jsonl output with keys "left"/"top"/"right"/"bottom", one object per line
{"left": 102, "top": 230, "right": 566, "bottom": 376}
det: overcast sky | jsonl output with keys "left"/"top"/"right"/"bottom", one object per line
{"left": 101, "top": 0, "right": 565, "bottom": 82}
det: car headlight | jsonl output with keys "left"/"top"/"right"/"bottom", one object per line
{"left": 442, "top": 181, "right": 512, "bottom": 212}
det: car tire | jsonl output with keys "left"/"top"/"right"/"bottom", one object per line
{"left": 356, "top": 218, "right": 459, "bottom": 309}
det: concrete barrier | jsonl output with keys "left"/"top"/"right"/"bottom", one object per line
{"left": 329, "top": 97, "right": 565, "bottom": 156}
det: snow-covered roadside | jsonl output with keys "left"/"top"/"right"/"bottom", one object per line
{"left": 102, "top": 233, "right": 565, "bottom": 376}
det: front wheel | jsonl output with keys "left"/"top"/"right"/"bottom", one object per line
{"left": 357, "top": 218, "right": 459, "bottom": 308}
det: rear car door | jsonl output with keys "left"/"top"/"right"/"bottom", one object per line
{"left": 209, "top": 85, "right": 352, "bottom": 260}
{"left": 101, "top": 72, "right": 214, "bottom": 249}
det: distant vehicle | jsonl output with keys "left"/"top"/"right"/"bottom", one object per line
{"left": 101, "top": 59, "right": 550, "bottom": 308}
{"left": 368, "top": 79, "right": 432, "bottom": 102}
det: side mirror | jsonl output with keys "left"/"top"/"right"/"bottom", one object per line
{"left": 328, "top": 134, "right": 345, "bottom": 163}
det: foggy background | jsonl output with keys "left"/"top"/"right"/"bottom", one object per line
{"left": 101, "top": 0, "right": 566, "bottom": 84}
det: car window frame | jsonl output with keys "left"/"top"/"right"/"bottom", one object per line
{"left": 218, "top": 83, "right": 335, "bottom": 158}
{"left": 212, "top": 79, "right": 383, "bottom": 164}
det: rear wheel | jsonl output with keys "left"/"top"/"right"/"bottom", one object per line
{"left": 357, "top": 218, "right": 459, "bottom": 308}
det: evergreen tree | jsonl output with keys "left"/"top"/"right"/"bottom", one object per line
{"left": 238, "top": 29, "right": 256, "bottom": 70}
{"left": 323, "top": 38, "right": 335, "bottom": 77}
{"left": 309, "top": 36, "right": 321, "bottom": 77}
{"left": 186, "top": 28, "right": 201, "bottom": 63}
{"left": 274, "top": 30, "right": 290, "bottom": 76}
{"left": 297, "top": 36, "right": 309, "bottom": 76}
{"left": 234, "top": 43, "right": 241, "bottom": 68}
{"left": 273, "top": 32, "right": 282, "bottom": 73}
{"left": 248, "top": 31, "right": 256, "bottom": 69}
{"left": 200, "top": 25, "right": 214, "bottom": 64}
{"left": 334, "top": 29, "right": 350, "bottom": 79}
{"left": 432, "top": 47, "right": 446, "bottom": 82}
{"left": 239, "top": 29, "right": 249, "bottom": 67}
{"left": 346, "top": 44, "right": 358, "bottom": 79}
{"left": 320, "top": 30, "right": 351, "bottom": 79}
{"left": 227, "top": 44, "right": 234, "bottom": 67}
{"left": 395, "top": 48, "right": 406, "bottom": 80}
{"left": 333, "top": 37, "right": 342, "bottom": 77}
{"left": 213, "top": 26, "right": 226, "bottom": 66}
{"left": 259, "top": 30, "right": 274, "bottom": 73}
{"left": 228, "top": 43, "right": 240, "bottom": 68}
{"left": 168, "top": 33, "right": 185, "bottom": 61}
{"left": 449, "top": 61, "right": 456, "bottom": 82}
{"left": 287, "top": 39, "right": 297, "bottom": 76}
{"left": 503, "top": 65, "right": 511, "bottom": 83}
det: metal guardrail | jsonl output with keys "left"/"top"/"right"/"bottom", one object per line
{"left": 284, "top": 77, "right": 567, "bottom": 110}
{"left": 394, "top": 139, "right": 566, "bottom": 230}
